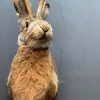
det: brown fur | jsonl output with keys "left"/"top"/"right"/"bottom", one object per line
{"left": 13, "top": 0, "right": 33, "bottom": 18}
{"left": 7, "top": 20, "right": 58, "bottom": 100}
{"left": 7, "top": 46, "right": 58, "bottom": 100}
{"left": 8, "top": 0, "right": 58, "bottom": 99}
{"left": 13, "top": 0, "right": 33, "bottom": 30}
{"left": 36, "top": 0, "right": 45, "bottom": 19}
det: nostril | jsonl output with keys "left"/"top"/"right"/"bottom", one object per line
{"left": 44, "top": 29, "right": 48, "bottom": 33}
{"left": 41, "top": 27, "right": 48, "bottom": 33}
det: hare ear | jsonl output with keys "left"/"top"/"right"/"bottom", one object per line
{"left": 12, "top": 0, "right": 33, "bottom": 27}
{"left": 42, "top": 2, "right": 50, "bottom": 20}
{"left": 24, "top": 0, "right": 33, "bottom": 18}
{"left": 36, "top": 0, "right": 45, "bottom": 19}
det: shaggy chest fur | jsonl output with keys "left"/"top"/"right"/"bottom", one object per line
{"left": 7, "top": 46, "right": 58, "bottom": 100}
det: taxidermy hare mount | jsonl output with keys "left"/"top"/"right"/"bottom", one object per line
{"left": 7, "top": 0, "right": 58, "bottom": 100}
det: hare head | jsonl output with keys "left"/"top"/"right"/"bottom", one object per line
{"left": 18, "top": 19, "right": 53, "bottom": 49}
{"left": 13, "top": 0, "right": 52, "bottom": 49}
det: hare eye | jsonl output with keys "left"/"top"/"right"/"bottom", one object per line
{"left": 26, "top": 22, "right": 29, "bottom": 28}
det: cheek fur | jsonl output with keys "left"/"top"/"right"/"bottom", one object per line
{"left": 18, "top": 34, "right": 29, "bottom": 45}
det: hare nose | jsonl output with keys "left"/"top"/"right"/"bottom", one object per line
{"left": 44, "top": 29, "right": 48, "bottom": 33}
{"left": 41, "top": 27, "right": 48, "bottom": 33}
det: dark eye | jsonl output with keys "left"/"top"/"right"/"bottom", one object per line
{"left": 26, "top": 22, "right": 29, "bottom": 28}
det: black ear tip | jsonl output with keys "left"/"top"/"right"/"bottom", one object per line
{"left": 45, "top": 2, "right": 50, "bottom": 8}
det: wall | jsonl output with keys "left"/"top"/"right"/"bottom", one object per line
{"left": 0, "top": 0, "right": 100, "bottom": 100}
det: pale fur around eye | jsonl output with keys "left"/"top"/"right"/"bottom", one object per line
{"left": 27, "top": 22, "right": 37, "bottom": 32}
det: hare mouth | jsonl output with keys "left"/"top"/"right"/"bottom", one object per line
{"left": 38, "top": 35, "right": 49, "bottom": 41}
{"left": 39, "top": 36, "right": 47, "bottom": 40}
{"left": 38, "top": 34, "right": 52, "bottom": 41}
{"left": 38, "top": 37, "right": 51, "bottom": 43}
{"left": 39, "top": 38, "right": 48, "bottom": 43}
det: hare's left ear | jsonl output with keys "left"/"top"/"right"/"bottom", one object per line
{"left": 42, "top": 2, "right": 50, "bottom": 20}
{"left": 36, "top": 0, "right": 45, "bottom": 19}
{"left": 36, "top": 0, "right": 50, "bottom": 20}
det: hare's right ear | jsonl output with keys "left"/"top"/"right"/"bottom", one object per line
{"left": 12, "top": 0, "right": 33, "bottom": 28}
